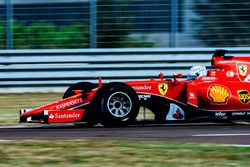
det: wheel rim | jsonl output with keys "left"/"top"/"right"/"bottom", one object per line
{"left": 107, "top": 92, "right": 132, "bottom": 118}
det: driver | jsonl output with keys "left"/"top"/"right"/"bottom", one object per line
{"left": 187, "top": 65, "right": 207, "bottom": 80}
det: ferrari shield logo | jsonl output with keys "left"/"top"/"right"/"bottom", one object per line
{"left": 239, "top": 65, "right": 247, "bottom": 76}
{"left": 158, "top": 83, "right": 168, "bottom": 96}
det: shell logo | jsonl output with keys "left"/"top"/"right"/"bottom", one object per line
{"left": 208, "top": 85, "right": 230, "bottom": 104}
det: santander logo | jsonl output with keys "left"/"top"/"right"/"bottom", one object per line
{"left": 49, "top": 112, "right": 81, "bottom": 120}
{"left": 49, "top": 114, "right": 55, "bottom": 119}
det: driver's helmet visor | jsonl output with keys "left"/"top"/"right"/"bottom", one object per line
{"left": 187, "top": 66, "right": 207, "bottom": 80}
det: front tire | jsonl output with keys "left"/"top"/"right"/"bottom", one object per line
{"left": 96, "top": 82, "right": 140, "bottom": 127}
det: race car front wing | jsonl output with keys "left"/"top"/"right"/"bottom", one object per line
{"left": 19, "top": 90, "right": 96, "bottom": 124}
{"left": 20, "top": 109, "right": 85, "bottom": 124}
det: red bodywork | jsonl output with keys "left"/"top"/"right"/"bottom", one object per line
{"left": 19, "top": 50, "right": 250, "bottom": 124}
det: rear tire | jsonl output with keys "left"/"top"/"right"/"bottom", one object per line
{"left": 95, "top": 82, "right": 140, "bottom": 127}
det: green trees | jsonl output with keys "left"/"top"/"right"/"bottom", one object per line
{"left": 0, "top": 23, "right": 5, "bottom": 49}
{"left": 13, "top": 22, "right": 89, "bottom": 49}
{"left": 96, "top": 0, "right": 131, "bottom": 48}
{"left": 96, "top": 0, "right": 153, "bottom": 48}
{"left": 0, "top": 21, "right": 89, "bottom": 49}
{"left": 2, "top": 19, "right": 152, "bottom": 49}
{"left": 0, "top": 0, "right": 154, "bottom": 49}
{"left": 193, "top": 0, "right": 250, "bottom": 47}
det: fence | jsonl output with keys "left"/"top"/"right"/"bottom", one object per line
{"left": 1, "top": 47, "right": 250, "bottom": 92}
{"left": 1, "top": 1, "right": 250, "bottom": 49}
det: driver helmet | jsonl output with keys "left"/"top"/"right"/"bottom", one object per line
{"left": 187, "top": 65, "right": 207, "bottom": 80}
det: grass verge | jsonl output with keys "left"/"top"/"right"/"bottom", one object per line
{"left": 0, "top": 140, "right": 249, "bottom": 167}
{"left": 0, "top": 93, "right": 62, "bottom": 125}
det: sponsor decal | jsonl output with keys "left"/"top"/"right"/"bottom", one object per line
{"left": 132, "top": 85, "right": 152, "bottom": 91}
{"left": 215, "top": 112, "right": 228, "bottom": 119}
{"left": 56, "top": 98, "right": 83, "bottom": 110}
{"left": 158, "top": 83, "right": 168, "bottom": 96}
{"left": 208, "top": 85, "right": 230, "bottom": 104}
{"left": 47, "top": 110, "right": 84, "bottom": 123}
{"left": 226, "top": 70, "right": 234, "bottom": 77}
{"left": 49, "top": 114, "right": 55, "bottom": 119}
{"left": 166, "top": 103, "right": 185, "bottom": 121}
{"left": 239, "top": 64, "right": 247, "bottom": 76}
{"left": 232, "top": 112, "right": 246, "bottom": 116}
{"left": 189, "top": 93, "right": 195, "bottom": 98}
{"left": 49, "top": 112, "right": 81, "bottom": 119}
{"left": 211, "top": 70, "right": 216, "bottom": 76}
{"left": 189, "top": 93, "right": 194, "bottom": 97}
{"left": 138, "top": 94, "right": 151, "bottom": 101}
{"left": 237, "top": 90, "right": 250, "bottom": 104}
{"left": 215, "top": 112, "right": 226, "bottom": 117}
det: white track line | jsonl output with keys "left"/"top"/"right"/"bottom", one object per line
{"left": 0, "top": 125, "right": 34, "bottom": 129}
{"left": 0, "top": 140, "right": 12, "bottom": 142}
{"left": 231, "top": 144, "right": 250, "bottom": 147}
{"left": 193, "top": 133, "right": 250, "bottom": 137}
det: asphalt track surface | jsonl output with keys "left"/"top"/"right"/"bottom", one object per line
{"left": 0, "top": 123, "right": 250, "bottom": 145}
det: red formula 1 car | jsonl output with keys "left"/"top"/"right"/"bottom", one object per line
{"left": 20, "top": 50, "right": 250, "bottom": 127}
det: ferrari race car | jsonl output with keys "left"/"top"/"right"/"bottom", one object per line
{"left": 20, "top": 50, "right": 250, "bottom": 127}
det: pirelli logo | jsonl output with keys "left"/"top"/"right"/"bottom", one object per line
{"left": 237, "top": 90, "right": 250, "bottom": 104}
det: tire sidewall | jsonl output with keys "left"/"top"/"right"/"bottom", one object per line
{"left": 99, "top": 83, "right": 139, "bottom": 125}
